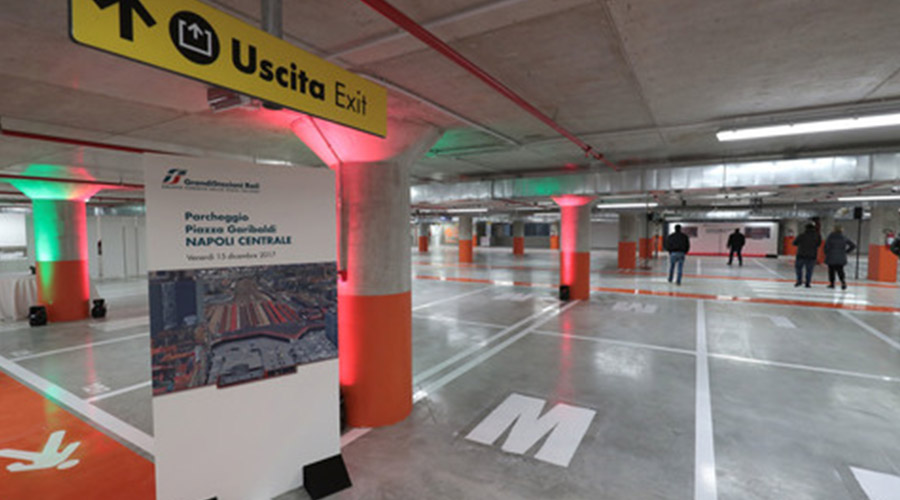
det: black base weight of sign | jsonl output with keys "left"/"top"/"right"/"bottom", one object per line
{"left": 303, "top": 454, "right": 352, "bottom": 499}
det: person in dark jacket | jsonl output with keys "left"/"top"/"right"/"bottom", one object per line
{"left": 727, "top": 229, "right": 746, "bottom": 266}
{"left": 823, "top": 225, "right": 856, "bottom": 290}
{"left": 792, "top": 223, "right": 821, "bottom": 288}
{"left": 665, "top": 224, "right": 691, "bottom": 285}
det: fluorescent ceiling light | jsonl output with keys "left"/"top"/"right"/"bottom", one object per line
{"left": 445, "top": 208, "right": 489, "bottom": 213}
{"left": 837, "top": 195, "right": 900, "bottom": 202}
{"left": 596, "top": 202, "right": 658, "bottom": 209}
{"left": 717, "top": 112, "right": 900, "bottom": 141}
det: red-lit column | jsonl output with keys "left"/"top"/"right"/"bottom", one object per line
{"left": 417, "top": 222, "right": 430, "bottom": 252}
{"left": 618, "top": 213, "right": 638, "bottom": 269}
{"left": 549, "top": 221, "right": 560, "bottom": 249}
{"left": 868, "top": 206, "right": 898, "bottom": 282}
{"left": 553, "top": 196, "right": 595, "bottom": 299}
{"left": 512, "top": 219, "right": 525, "bottom": 255}
{"left": 293, "top": 115, "right": 441, "bottom": 427}
{"left": 10, "top": 174, "right": 103, "bottom": 323}
{"left": 458, "top": 215, "right": 473, "bottom": 263}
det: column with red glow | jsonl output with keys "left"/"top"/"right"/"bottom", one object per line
{"left": 417, "top": 222, "right": 430, "bottom": 252}
{"left": 458, "top": 215, "right": 473, "bottom": 263}
{"left": 868, "top": 206, "right": 898, "bottom": 282}
{"left": 10, "top": 175, "right": 103, "bottom": 322}
{"left": 512, "top": 219, "right": 525, "bottom": 255}
{"left": 552, "top": 195, "right": 595, "bottom": 300}
{"left": 292, "top": 116, "right": 440, "bottom": 427}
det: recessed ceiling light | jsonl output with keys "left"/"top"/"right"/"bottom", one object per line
{"left": 595, "top": 202, "right": 658, "bottom": 209}
{"left": 837, "top": 195, "right": 900, "bottom": 202}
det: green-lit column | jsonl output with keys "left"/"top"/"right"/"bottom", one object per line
{"left": 9, "top": 167, "right": 104, "bottom": 322}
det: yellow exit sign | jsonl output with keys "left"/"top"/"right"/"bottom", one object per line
{"left": 70, "top": 0, "right": 387, "bottom": 136}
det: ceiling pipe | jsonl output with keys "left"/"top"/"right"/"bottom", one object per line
{"left": 261, "top": 0, "right": 283, "bottom": 38}
{"left": 0, "top": 173, "right": 143, "bottom": 191}
{"left": 0, "top": 127, "right": 178, "bottom": 157}
{"left": 357, "top": 0, "right": 620, "bottom": 171}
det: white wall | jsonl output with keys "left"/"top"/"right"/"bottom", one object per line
{"left": 0, "top": 213, "right": 26, "bottom": 247}
{"left": 88, "top": 215, "right": 147, "bottom": 279}
{"left": 590, "top": 220, "right": 619, "bottom": 250}
{"left": 675, "top": 221, "right": 779, "bottom": 256}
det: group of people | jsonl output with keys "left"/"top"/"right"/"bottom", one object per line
{"left": 663, "top": 223, "right": 857, "bottom": 289}
{"left": 792, "top": 223, "right": 856, "bottom": 289}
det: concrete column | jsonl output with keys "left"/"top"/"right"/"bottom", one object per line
{"left": 292, "top": 115, "right": 441, "bottom": 427}
{"left": 781, "top": 219, "right": 800, "bottom": 256}
{"left": 553, "top": 196, "right": 595, "bottom": 300}
{"left": 417, "top": 222, "right": 430, "bottom": 253}
{"left": 637, "top": 214, "right": 652, "bottom": 260}
{"left": 512, "top": 220, "right": 525, "bottom": 255}
{"left": 867, "top": 206, "right": 899, "bottom": 282}
{"left": 458, "top": 215, "right": 473, "bottom": 263}
{"left": 10, "top": 170, "right": 105, "bottom": 323}
{"left": 549, "top": 221, "right": 560, "bottom": 250}
{"left": 618, "top": 213, "right": 638, "bottom": 269}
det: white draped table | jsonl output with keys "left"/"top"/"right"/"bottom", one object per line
{"left": 0, "top": 273, "right": 37, "bottom": 321}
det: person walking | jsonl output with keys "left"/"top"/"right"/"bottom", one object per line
{"left": 665, "top": 224, "right": 691, "bottom": 285}
{"left": 823, "top": 225, "right": 856, "bottom": 290}
{"left": 727, "top": 228, "right": 746, "bottom": 266}
{"left": 792, "top": 223, "right": 821, "bottom": 288}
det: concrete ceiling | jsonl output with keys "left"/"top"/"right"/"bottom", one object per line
{"left": 2, "top": 0, "right": 900, "bottom": 200}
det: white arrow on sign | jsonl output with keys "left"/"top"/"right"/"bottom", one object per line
{"left": 851, "top": 466, "right": 900, "bottom": 500}
{"left": 0, "top": 430, "right": 81, "bottom": 472}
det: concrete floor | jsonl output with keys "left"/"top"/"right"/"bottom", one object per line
{"left": 2, "top": 248, "right": 899, "bottom": 499}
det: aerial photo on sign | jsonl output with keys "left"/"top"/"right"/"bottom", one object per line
{"left": 149, "top": 262, "right": 337, "bottom": 395}
{"left": 69, "top": 0, "right": 387, "bottom": 136}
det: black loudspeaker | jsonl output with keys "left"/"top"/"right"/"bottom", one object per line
{"left": 559, "top": 285, "right": 571, "bottom": 301}
{"left": 29, "top": 306, "right": 47, "bottom": 327}
{"left": 303, "top": 454, "right": 352, "bottom": 499}
{"left": 854, "top": 206, "right": 864, "bottom": 220}
{"left": 91, "top": 299, "right": 107, "bottom": 319}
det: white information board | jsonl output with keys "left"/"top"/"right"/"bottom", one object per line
{"left": 144, "top": 154, "right": 339, "bottom": 500}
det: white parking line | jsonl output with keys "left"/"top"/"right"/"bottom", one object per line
{"left": 0, "top": 353, "right": 154, "bottom": 455}
{"left": 412, "top": 314, "right": 507, "bottom": 329}
{"left": 413, "top": 306, "right": 567, "bottom": 385}
{"left": 412, "top": 286, "right": 492, "bottom": 311}
{"left": 532, "top": 330, "right": 695, "bottom": 356}
{"left": 414, "top": 301, "right": 580, "bottom": 403}
{"left": 11, "top": 332, "right": 149, "bottom": 361}
{"left": 695, "top": 301, "right": 718, "bottom": 500}
{"left": 840, "top": 311, "right": 900, "bottom": 352}
{"left": 86, "top": 380, "right": 152, "bottom": 403}
{"left": 710, "top": 353, "right": 900, "bottom": 383}
{"left": 753, "top": 259, "right": 783, "bottom": 278}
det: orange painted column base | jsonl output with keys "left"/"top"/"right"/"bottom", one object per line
{"left": 618, "top": 241, "right": 636, "bottom": 269}
{"left": 459, "top": 239, "right": 473, "bottom": 263}
{"left": 36, "top": 260, "right": 90, "bottom": 322}
{"left": 639, "top": 238, "right": 653, "bottom": 259}
{"left": 472, "top": 235, "right": 478, "bottom": 247}
{"left": 418, "top": 236, "right": 429, "bottom": 252}
{"left": 550, "top": 235, "right": 560, "bottom": 249}
{"left": 816, "top": 242, "right": 825, "bottom": 264}
{"left": 338, "top": 291, "right": 412, "bottom": 427}
{"left": 560, "top": 251, "right": 591, "bottom": 300}
{"left": 513, "top": 237, "right": 525, "bottom": 255}
{"left": 868, "top": 244, "right": 898, "bottom": 282}
{"left": 782, "top": 237, "right": 796, "bottom": 256}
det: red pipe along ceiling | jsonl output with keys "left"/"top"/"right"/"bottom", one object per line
{"left": 357, "top": 0, "right": 620, "bottom": 171}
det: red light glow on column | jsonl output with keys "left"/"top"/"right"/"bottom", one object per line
{"left": 552, "top": 195, "right": 595, "bottom": 300}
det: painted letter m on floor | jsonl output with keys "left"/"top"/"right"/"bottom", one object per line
{"left": 464, "top": 393, "right": 595, "bottom": 467}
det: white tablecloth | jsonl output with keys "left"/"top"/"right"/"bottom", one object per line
{"left": 0, "top": 273, "right": 37, "bottom": 321}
